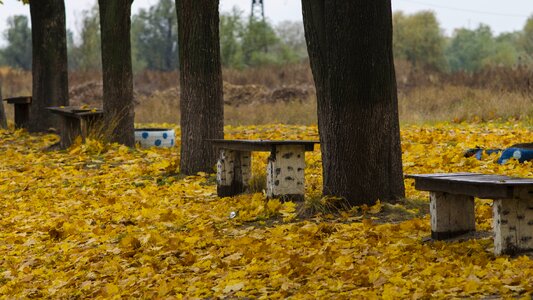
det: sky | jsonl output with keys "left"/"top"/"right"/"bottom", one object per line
{"left": 0, "top": 0, "right": 531, "bottom": 44}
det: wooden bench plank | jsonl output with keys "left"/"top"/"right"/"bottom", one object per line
{"left": 209, "top": 139, "right": 318, "bottom": 152}
{"left": 407, "top": 173, "right": 533, "bottom": 185}
{"left": 406, "top": 173, "right": 533, "bottom": 199}
{"left": 3, "top": 96, "right": 32, "bottom": 105}
{"left": 46, "top": 106, "right": 103, "bottom": 119}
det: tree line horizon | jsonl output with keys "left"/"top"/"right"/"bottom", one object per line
{"left": 1, "top": 1, "right": 532, "bottom": 73}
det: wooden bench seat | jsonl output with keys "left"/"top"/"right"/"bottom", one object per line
{"left": 3, "top": 96, "right": 32, "bottom": 129}
{"left": 46, "top": 106, "right": 104, "bottom": 149}
{"left": 210, "top": 140, "right": 318, "bottom": 201}
{"left": 407, "top": 173, "right": 533, "bottom": 255}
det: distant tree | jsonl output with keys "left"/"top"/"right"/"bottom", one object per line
{"left": 218, "top": 7, "right": 302, "bottom": 68}
{"left": 28, "top": 0, "right": 69, "bottom": 132}
{"left": 0, "top": 15, "right": 32, "bottom": 70}
{"left": 131, "top": 0, "right": 178, "bottom": 71}
{"left": 445, "top": 24, "right": 522, "bottom": 72}
{"left": 66, "top": 29, "right": 76, "bottom": 69}
{"left": 71, "top": 5, "right": 101, "bottom": 72}
{"left": 393, "top": 11, "right": 446, "bottom": 71}
{"left": 491, "top": 33, "right": 520, "bottom": 67}
{"left": 275, "top": 20, "right": 308, "bottom": 61}
{"left": 445, "top": 25, "right": 496, "bottom": 72}
{"left": 219, "top": 7, "right": 245, "bottom": 68}
{"left": 241, "top": 17, "right": 280, "bottom": 66}
{"left": 302, "top": 1, "right": 405, "bottom": 205}
{"left": 176, "top": 0, "right": 224, "bottom": 174}
{"left": 99, "top": 0, "right": 135, "bottom": 146}
{"left": 519, "top": 15, "right": 533, "bottom": 61}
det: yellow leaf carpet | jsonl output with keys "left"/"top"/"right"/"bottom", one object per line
{"left": 0, "top": 121, "right": 531, "bottom": 298}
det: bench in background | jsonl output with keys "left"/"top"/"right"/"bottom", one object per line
{"left": 46, "top": 106, "right": 104, "bottom": 149}
{"left": 3, "top": 96, "right": 32, "bottom": 129}
{"left": 210, "top": 140, "right": 318, "bottom": 201}
{"left": 407, "top": 173, "right": 533, "bottom": 255}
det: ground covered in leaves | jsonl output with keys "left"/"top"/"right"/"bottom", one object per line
{"left": 0, "top": 122, "right": 532, "bottom": 298}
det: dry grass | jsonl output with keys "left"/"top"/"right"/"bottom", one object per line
{"left": 136, "top": 85, "right": 532, "bottom": 126}
{"left": 1, "top": 64, "right": 532, "bottom": 126}
{"left": 398, "top": 86, "right": 533, "bottom": 124}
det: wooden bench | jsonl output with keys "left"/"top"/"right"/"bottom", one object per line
{"left": 46, "top": 106, "right": 104, "bottom": 149}
{"left": 210, "top": 140, "right": 319, "bottom": 201}
{"left": 3, "top": 96, "right": 32, "bottom": 129}
{"left": 407, "top": 173, "right": 533, "bottom": 255}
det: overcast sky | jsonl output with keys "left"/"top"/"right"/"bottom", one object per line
{"left": 0, "top": 0, "right": 531, "bottom": 43}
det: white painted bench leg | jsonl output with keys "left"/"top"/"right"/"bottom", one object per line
{"left": 430, "top": 192, "right": 475, "bottom": 239}
{"left": 216, "top": 149, "right": 251, "bottom": 197}
{"left": 266, "top": 145, "right": 305, "bottom": 201}
{"left": 493, "top": 194, "right": 533, "bottom": 255}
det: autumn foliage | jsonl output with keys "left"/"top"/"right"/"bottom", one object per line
{"left": 0, "top": 121, "right": 532, "bottom": 298}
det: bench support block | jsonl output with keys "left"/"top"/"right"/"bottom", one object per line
{"left": 60, "top": 117, "right": 82, "bottom": 149}
{"left": 493, "top": 196, "right": 533, "bottom": 255}
{"left": 216, "top": 149, "right": 251, "bottom": 197}
{"left": 430, "top": 192, "right": 476, "bottom": 239}
{"left": 14, "top": 103, "right": 30, "bottom": 129}
{"left": 267, "top": 145, "right": 305, "bottom": 201}
{"left": 59, "top": 115, "right": 102, "bottom": 149}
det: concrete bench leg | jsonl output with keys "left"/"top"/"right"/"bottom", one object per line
{"left": 430, "top": 192, "right": 475, "bottom": 239}
{"left": 266, "top": 145, "right": 305, "bottom": 201}
{"left": 216, "top": 149, "right": 251, "bottom": 197}
{"left": 493, "top": 194, "right": 533, "bottom": 255}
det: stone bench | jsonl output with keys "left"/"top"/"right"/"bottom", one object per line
{"left": 406, "top": 173, "right": 533, "bottom": 255}
{"left": 209, "top": 140, "right": 319, "bottom": 201}
{"left": 46, "top": 106, "right": 104, "bottom": 149}
{"left": 3, "top": 96, "right": 32, "bottom": 129}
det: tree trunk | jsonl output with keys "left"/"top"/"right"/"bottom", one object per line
{"left": 28, "top": 0, "right": 69, "bottom": 133}
{"left": 0, "top": 81, "right": 7, "bottom": 129}
{"left": 176, "top": 0, "right": 224, "bottom": 175}
{"left": 302, "top": 1, "right": 405, "bottom": 205}
{"left": 99, "top": 0, "right": 135, "bottom": 147}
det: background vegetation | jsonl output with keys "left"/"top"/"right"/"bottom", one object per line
{"left": 1, "top": 3, "right": 532, "bottom": 72}
{"left": 0, "top": 0, "right": 532, "bottom": 125}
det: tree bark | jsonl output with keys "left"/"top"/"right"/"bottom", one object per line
{"left": 99, "top": 0, "right": 135, "bottom": 146}
{"left": 28, "top": 0, "right": 69, "bottom": 132}
{"left": 302, "top": 1, "right": 405, "bottom": 205}
{"left": 176, "top": 0, "right": 224, "bottom": 174}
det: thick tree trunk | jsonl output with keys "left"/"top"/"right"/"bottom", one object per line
{"left": 99, "top": 0, "right": 135, "bottom": 147}
{"left": 302, "top": 1, "right": 405, "bottom": 205}
{"left": 28, "top": 0, "right": 69, "bottom": 132}
{"left": 176, "top": 0, "right": 224, "bottom": 175}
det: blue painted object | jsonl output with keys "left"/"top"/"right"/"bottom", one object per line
{"left": 471, "top": 149, "right": 502, "bottom": 160}
{"left": 134, "top": 128, "right": 175, "bottom": 148}
{"left": 497, "top": 148, "right": 533, "bottom": 164}
{"left": 465, "top": 147, "right": 533, "bottom": 164}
